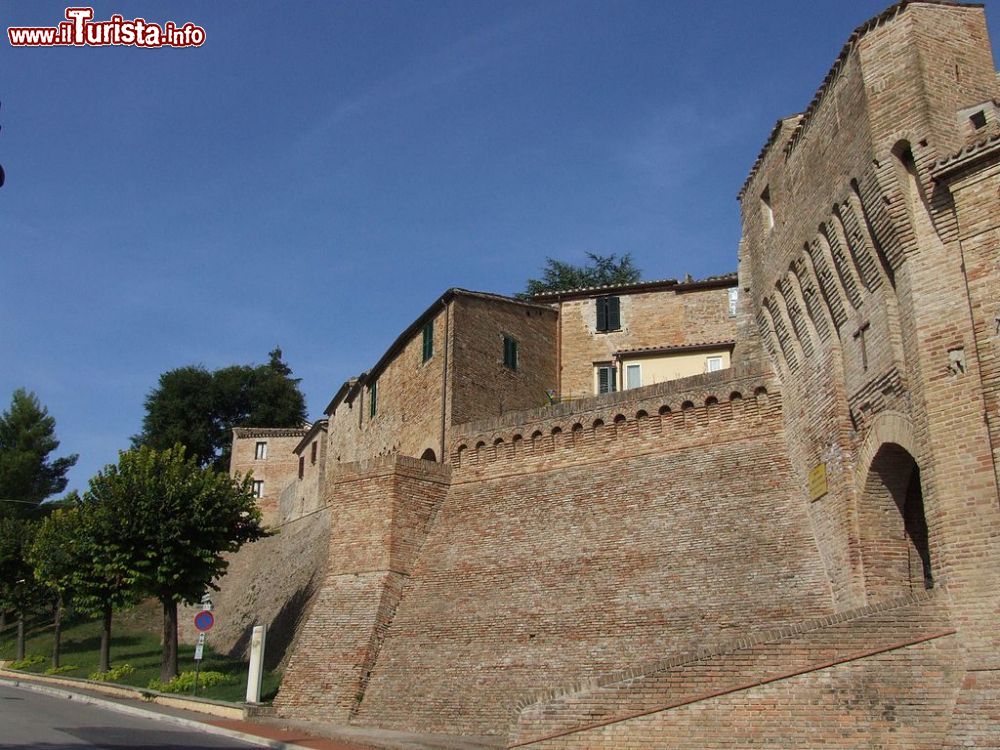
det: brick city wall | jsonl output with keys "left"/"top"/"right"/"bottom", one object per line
{"left": 209, "top": 5, "right": 1000, "bottom": 746}
{"left": 349, "top": 373, "right": 834, "bottom": 736}
{"left": 273, "top": 456, "right": 451, "bottom": 721}
{"left": 510, "top": 591, "right": 960, "bottom": 749}
{"left": 943, "top": 154, "right": 1000, "bottom": 511}
{"left": 178, "top": 505, "right": 332, "bottom": 672}
{"left": 556, "top": 283, "right": 737, "bottom": 400}
{"left": 737, "top": 1, "right": 1000, "bottom": 673}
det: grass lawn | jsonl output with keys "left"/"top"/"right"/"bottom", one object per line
{"left": 0, "top": 611, "right": 281, "bottom": 703}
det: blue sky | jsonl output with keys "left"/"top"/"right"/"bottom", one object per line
{"left": 3, "top": 0, "right": 1000, "bottom": 494}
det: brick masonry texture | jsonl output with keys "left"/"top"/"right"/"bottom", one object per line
{"left": 351, "top": 385, "right": 834, "bottom": 735}
{"left": 179, "top": 505, "right": 331, "bottom": 672}
{"left": 206, "top": 3, "right": 1000, "bottom": 747}
{"left": 510, "top": 591, "right": 959, "bottom": 748}
{"left": 326, "top": 293, "right": 558, "bottom": 467}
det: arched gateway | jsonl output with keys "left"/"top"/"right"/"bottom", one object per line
{"left": 858, "top": 442, "right": 933, "bottom": 597}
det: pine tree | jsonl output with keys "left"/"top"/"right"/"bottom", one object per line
{"left": 521, "top": 253, "right": 642, "bottom": 298}
{"left": 0, "top": 389, "right": 78, "bottom": 519}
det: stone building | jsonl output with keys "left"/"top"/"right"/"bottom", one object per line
{"left": 531, "top": 273, "right": 738, "bottom": 399}
{"left": 228, "top": 426, "right": 306, "bottom": 523}
{"left": 207, "top": 2, "right": 999, "bottom": 747}
{"left": 231, "top": 280, "right": 732, "bottom": 521}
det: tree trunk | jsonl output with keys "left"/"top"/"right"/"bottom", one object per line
{"left": 99, "top": 602, "right": 112, "bottom": 674}
{"left": 160, "top": 599, "right": 178, "bottom": 683}
{"left": 15, "top": 617, "right": 25, "bottom": 661}
{"left": 51, "top": 594, "right": 62, "bottom": 670}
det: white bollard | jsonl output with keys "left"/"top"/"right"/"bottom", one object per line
{"left": 245, "top": 624, "right": 267, "bottom": 704}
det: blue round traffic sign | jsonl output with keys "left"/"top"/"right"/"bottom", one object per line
{"left": 194, "top": 611, "right": 215, "bottom": 632}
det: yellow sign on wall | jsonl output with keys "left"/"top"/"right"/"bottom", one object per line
{"left": 808, "top": 463, "right": 828, "bottom": 501}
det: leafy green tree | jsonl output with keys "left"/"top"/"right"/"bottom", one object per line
{"left": 134, "top": 348, "right": 307, "bottom": 472}
{"left": 28, "top": 504, "right": 84, "bottom": 668}
{"left": 86, "top": 445, "right": 268, "bottom": 681}
{"left": 0, "top": 517, "right": 40, "bottom": 660}
{"left": 72, "top": 487, "right": 141, "bottom": 673}
{"left": 521, "top": 252, "right": 642, "bottom": 298}
{"left": 0, "top": 389, "right": 78, "bottom": 518}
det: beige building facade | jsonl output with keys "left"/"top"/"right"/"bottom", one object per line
{"left": 532, "top": 275, "right": 739, "bottom": 400}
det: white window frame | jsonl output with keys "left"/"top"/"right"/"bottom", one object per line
{"left": 728, "top": 287, "right": 739, "bottom": 318}
{"left": 254, "top": 441, "right": 267, "bottom": 460}
{"left": 625, "top": 363, "right": 642, "bottom": 390}
{"left": 706, "top": 356, "right": 724, "bottom": 373}
{"left": 252, "top": 480, "right": 264, "bottom": 498}
{"left": 595, "top": 363, "right": 618, "bottom": 394}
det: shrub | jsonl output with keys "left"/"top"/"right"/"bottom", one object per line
{"left": 89, "top": 663, "right": 135, "bottom": 682}
{"left": 44, "top": 665, "right": 79, "bottom": 675}
{"left": 9, "top": 655, "right": 45, "bottom": 670}
{"left": 148, "top": 670, "right": 232, "bottom": 694}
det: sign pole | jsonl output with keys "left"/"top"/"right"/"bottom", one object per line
{"left": 191, "top": 609, "right": 215, "bottom": 697}
{"left": 193, "top": 632, "right": 206, "bottom": 695}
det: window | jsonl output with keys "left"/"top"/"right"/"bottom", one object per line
{"left": 369, "top": 379, "right": 378, "bottom": 418}
{"left": 706, "top": 356, "right": 723, "bottom": 372}
{"left": 761, "top": 186, "right": 774, "bottom": 230}
{"left": 970, "top": 110, "right": 987, "bottom": 129}
{"left": 596, "top": 364, "right": 617, "bottom": 394}
{"left": 596, "top": 296, "right": 621, "bottom": 332}
{"left": 625, "top": 364, "right": 641, "bottom": 390}
{"left": 254, "top": 441, "right": 267, "bottom": 460}
{"left": 503, "top": 336, "right": 518, "bottom": 370}
{"left": 298, "top": 456, "right": 304, "bottom": 479}
{"left": 422, "top": 321, "right": 434, "bottom": 362}
{"left": 728, "top": 287, "right": 739, "bottom": 317}
{"left": 310, "top": 441, "right": 317, "bottom": 464}
{"left": 252, "top": 480, "right": 264, "bottom": 498}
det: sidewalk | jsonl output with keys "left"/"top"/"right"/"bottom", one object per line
{"left": 0, "top": 673, "right": 376, "bottom": 750}
{"left": 0, "top": 672, "right": 503, "bottom": 750}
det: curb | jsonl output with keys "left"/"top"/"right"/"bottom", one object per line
{"left": 0, "top": 676, "right": 309, "bottom": 750}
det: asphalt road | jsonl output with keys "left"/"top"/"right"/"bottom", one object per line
{"left": 0, "top": 683, "right": 261, "bottom": 750}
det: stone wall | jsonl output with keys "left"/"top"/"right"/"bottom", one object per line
{"left": 273, "top": 456, "right": 451, "bottom": 721}
{"left": 510, "top": 591, "right": 960, "bottom": 749}
{"left": 179, "top": 505, "right": 331, "bottom": 673}
{"left": 326, "top": 306, "right": 449, "bottom": 465}
{"left": 346, "top": 375, "right": 833, "bottom": 736}
{"left": 737, "top": 0, "right": 1000, "bottom": 671}
{"left": 449, "top": 294, "right": 558, "bottom": 425}
{"left": 553, "top": 281, "right": 737, "bottom": 401}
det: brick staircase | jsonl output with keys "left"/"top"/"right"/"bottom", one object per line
{"left": 508, "top": 589, "right": 961, "bottom": 749}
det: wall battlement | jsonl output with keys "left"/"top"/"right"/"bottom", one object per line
{"left": 451, "top": 367, "right": 776, "bottom": 472}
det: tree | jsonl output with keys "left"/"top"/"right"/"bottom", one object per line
{"left": 86, "top": 445, "right": 268, "bottom": 681}
{"left": 0, "top": 517, "right": 40, "bottom": 660}
{"left": 28, "top": 504, "right": 84, "bottom": 669}
{"left": 134, "top": 348, "right": 307, "bottom": 472}
{"left": 72, "top": 488, "right": 141, "bottom": 673}
{"left": 520, "top": 252, "right": 642, "bottom": 298}
{"left": 0, "top": 389, "right": 78, "bottom": 518}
